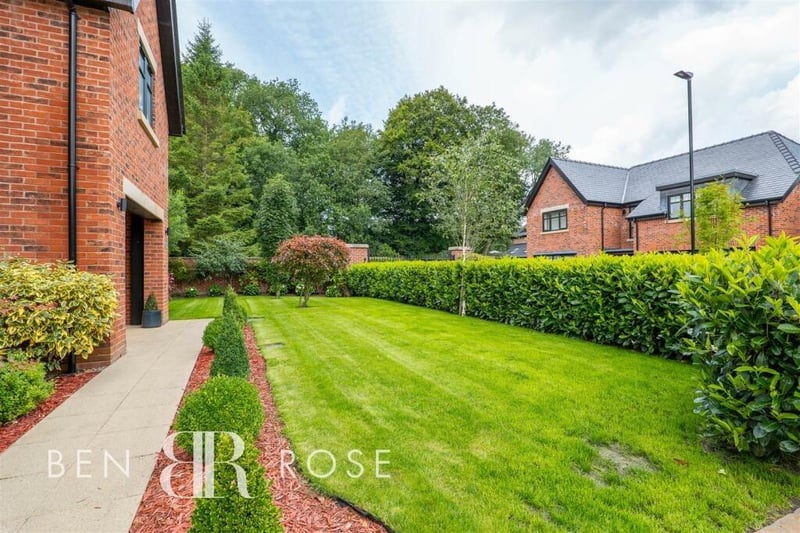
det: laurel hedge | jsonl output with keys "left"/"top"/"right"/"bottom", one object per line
{"left": 346, "top": 254, "right": 696, "bottom": 358}
{"left": 677, "top": 235, "right": 800, "bottom": 458}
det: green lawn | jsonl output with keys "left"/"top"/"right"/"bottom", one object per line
{"left": 175, "top": 296, "right": 799, "bottom": 531}
{"left": 169, "top": 297, "right": 222, "bottom": 320}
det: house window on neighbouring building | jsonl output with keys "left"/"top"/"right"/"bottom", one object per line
{"left": 628, "top": 219, "right": 635, "bottom": 240}
{"left": 139, "top": 46, "right": 154, "bottom": 126}
{"left": 668, "top": 192, "right": 691, "bottom": 219}
{"left": 542, "top": 209, "right": 568, "bottom": 232}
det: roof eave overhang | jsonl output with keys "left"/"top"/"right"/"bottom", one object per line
{"left": 155, "top": 0, "right": 185, "bottom": 136}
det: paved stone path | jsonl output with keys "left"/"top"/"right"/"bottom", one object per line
{"left": 758, "top": 508, "right": 800, "bottom": 532}
{"left": 0, "top": 320, "right": 208, "bottom": 533}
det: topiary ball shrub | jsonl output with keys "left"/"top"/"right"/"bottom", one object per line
{"left": 209, "top": 316, "right": 249, "bottom": 378}
{"left": 174, "top": 376, "right": 264, "bottom": 453}
{"left": 189, "top": 434, "right": 282, "bottom": 533}
{"left": 202, "top": 318, "right": 224, "bottom": 353}
{"left": 0, "top": 361, "right": 54, "bottom": 423}
{"left": 677, "top": 235, "right": 800, "bottom": 458}
{"left": 184, "top": 287, "right": 198, "bottom": 298}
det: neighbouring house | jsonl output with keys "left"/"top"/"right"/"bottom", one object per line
{"left": 0, "top": 0, "right": 184, "bottom": 368}
{"left": 506, "top": 228, "right": 527, "bottom": 258}
{"left": 524, "top": 131, "right": 800, "bottom": 257}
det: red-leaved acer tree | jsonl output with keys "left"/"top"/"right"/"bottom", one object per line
{"left": 272, "top": 236, "right": 350, "bottom": 307}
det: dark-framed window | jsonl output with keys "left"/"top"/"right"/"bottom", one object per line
{"left": 542, "top": 209, "right": 568, "bottom": 232}
{"left": 628, "top": 219, "right": 635, "bottom": 240}
{"left": 138, "top": 46, "right": 154, "bottom": 126}
{"left": 668, "top": 192, "right": 691, "bottom": 219}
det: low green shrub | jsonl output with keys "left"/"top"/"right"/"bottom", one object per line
{"left": 210, "top": 316, "right": 250, "bottom": 378}
{"left": 325, "top": 285, "right": 341, "bottom": 298}
{"left": 0, "top": 361, "right": 54, "bottom": 423}
{"left": 184, "top": 287, "right": 199, "bottom": 298}
{"left": 202, "top": 318, "right": 224, "bottom": 353}
{"left": 174, "top": 376, "right": 264, "bottom": 453}
{"left": 0, "top": 259, "right": 118, "bottom": 370}
{"left": 346, "top": 254, "right": 695, "bottom": 358}
{"left": 207, "top": 284, "right": 223, "bottom": 297}
{"left": 677, "top": 235, "right": 800, "bottom": 458}
{"left": 241, "top": 283, "right": 260, "bottom": 296}
{"left": 190, "top": 434, "right": 282, "bottom": 533}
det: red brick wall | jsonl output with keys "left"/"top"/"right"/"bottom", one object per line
{"left": 347, "top": 244, "right": 369, "bottom": 265}
{"left": 773, "top": 182, "right": 800, "bottom": 237}
{"left": 526, "top": 168, "right": 605, "bottom": 256}
{"left": 0, "top": 0, "right": 171, "bottom": 368}
{"left": 636, "top": 203, "right": 785, "bottom": 253}
{"left": 110, "top": 3, "right": 169, "bottom": 324}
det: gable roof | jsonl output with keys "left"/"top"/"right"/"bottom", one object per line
{"left": 525, "top": 131, "right": 800, "bottom": 218}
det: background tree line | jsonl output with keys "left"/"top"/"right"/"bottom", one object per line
{"left": 168, "top": 21, "right": 570, "bottom": 260}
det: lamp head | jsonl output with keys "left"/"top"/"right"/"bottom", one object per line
{"left": 674, "top": 70, "right": 694, "bottom": 80}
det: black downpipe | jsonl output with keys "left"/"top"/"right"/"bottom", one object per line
{"left": 600, "top": 204, "right": 606, "bottom": 251}
{"left": 67, "top": 1, "right": 78, "bottom": 374}
{"left": 766, "top": 200, "right": 773, "bottom": 237}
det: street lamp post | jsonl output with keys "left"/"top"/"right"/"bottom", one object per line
{"left": 674, "top": 70, "right": 696, "bottom": 254}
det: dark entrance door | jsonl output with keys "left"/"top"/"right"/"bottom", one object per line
{"left": 130, "top": 214, "right": 145, "bottom": 325}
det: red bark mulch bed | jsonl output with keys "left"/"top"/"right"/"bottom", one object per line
{"left": 131, "top": 328, "right": 387, "bottom": 533}
{"left": 0, "top": 369, "right": 100, "bottom": 454}
{"left": 129, "top": 347, "right": 213, "bottom": 533}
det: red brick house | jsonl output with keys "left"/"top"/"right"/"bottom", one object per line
{"left": 524, "top": 131, "right": 800, "bottom": 257}
{"left": 0, "top": 0, "right": 184, "bottom": 368}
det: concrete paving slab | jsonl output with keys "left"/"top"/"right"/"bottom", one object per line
{"left": 758, "top": 508, "right": 800, "bottom": 532}
{"left": 0, "top": 319, "right": 208, "bottom": 533}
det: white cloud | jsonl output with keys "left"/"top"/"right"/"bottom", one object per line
{"left": 326, "top": 95, "right": 347, "bottom": 125}
{"left": 379, "top": 0, "right": 800, "bottom": 165}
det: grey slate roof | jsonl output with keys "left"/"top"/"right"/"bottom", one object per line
{"left": 507, "top": 243, "right": 527, "bottom": 258}
{"left": 528, "top": 131, "right": 800, "bottom": 219}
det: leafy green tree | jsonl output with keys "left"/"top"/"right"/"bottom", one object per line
{"left": 424, "top": 133, "right": 527, "bottom": 255}
{"left": 195, "top": 237, "right": 248, "bottom": 284}
{"left": 255, "top": 176, "right": 298, "bottom": 258}
{"left": 241, "top": 137, "right": 298, "bottom": 206}
{"left": 423, "top": 133, "right": 527, "bottom": 315}
{"left": 167, "top": 190, "right": 190, "bottom": 256}
{"left": 692, "top": 181, "right": 744, "bottom": 252}
{"left": 239, "top": 77, "right": 327, "bottom": 150}
{"left": 526, "top": 138, "right": 571, "bottom": 184}
{"left": 169, "top": 21, "right": 254, "bottom": 247}
{"left": 300, "top": 120, "right": 388, "bottom": 244}
{"left": 377, "top": 87, "right": 533, "bottom": 256}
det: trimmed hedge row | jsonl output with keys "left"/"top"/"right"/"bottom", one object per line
{"left": 346, "top": 254, "right": 696, "bottom": 358}
{"left": 203, "top": 287, "right": 250, "bottom": 378}
{"left": 174, "top": 377, "right": 281, "bottom": 532}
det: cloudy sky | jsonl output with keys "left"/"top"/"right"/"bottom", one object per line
{"left": 174, "top": 0, "right": 800, "bottom": 167}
